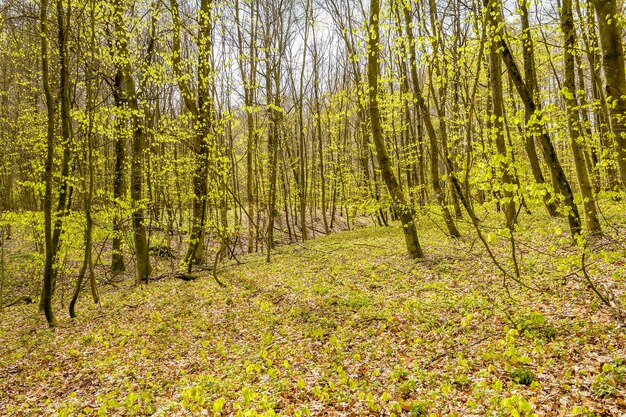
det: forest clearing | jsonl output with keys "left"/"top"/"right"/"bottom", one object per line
{"left": 1, "top": 206, "right": 625, "bottom": 416}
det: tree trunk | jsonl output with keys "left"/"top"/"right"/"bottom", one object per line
{"left": 70, "top": 2, "right": 99, "bottom": 317}
{"left": 492, "top": 3, "right": 583, "bottom": 237}
{"left": 400, "top": 1, "right": 460, "bottom": 237}
{"left": 592, "top": 0, "right": 626, "bottom": 186}
{"left": 561, "top": 0, "right": 602, "bottom": 233}
{"left": 39, "top": 0, "right": 74, "bottom": 314}
{"left": 312, "top": 24, "right": 329, "bottom": 235}
{"left": 368, "top": 0, "right": 423, "bottom": 259}
{"left": 113, "top": 0, "right": 151, "bottom": 284}
{"left": 519, "top": 0, "right": 559, "bottom": 216}
{"left": 111, "top": 69, "right": 126, "bottom": 273}
{"left": 485, "top": 0, "right": 517, "bottom": 229}
{"left": 40, "top": 0, "right": 57, "bottom": 328}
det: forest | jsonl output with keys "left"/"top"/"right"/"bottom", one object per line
{"left": 0, "top": 0, "right": 625, "bottom": 414}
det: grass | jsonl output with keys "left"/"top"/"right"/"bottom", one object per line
{"left": 0, "top": 206, "right": 625, "bottom": 416}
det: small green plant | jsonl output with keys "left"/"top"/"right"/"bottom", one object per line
{"left": 514, "top": 312, "right": 557, "bottom": 343}
{"left": 591, "top": 358, "right": 625, "bottom": 397}
{"left": 592, "top": 373, "right": 616, "bottom": 397}
{"left": 398, "top": 379, "right": 419, "bottom": 398}
{"left": 342, "top": 292, "right": 372, "bottom": 308}
{"left": 409, "top": 402, "right": 427, "bottom": 417}
{"left": 500, "top": 394, "right": 536, "bottom": 416}
{"left": 571, "top": 405, "right": 603, "bottom": 416}
{"left": 510, "top": 367, "right": 535, "bottom": 386}
{"left": 312, "top": 284, "right": 330, "bottom": 295}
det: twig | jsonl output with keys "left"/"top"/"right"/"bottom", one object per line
{"left": 581, "top": 249, "right": 623, "bottom": 323}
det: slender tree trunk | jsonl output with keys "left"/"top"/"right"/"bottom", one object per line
{"left": 70, "top": 3, "right": 99, "bottom": 316}
{"left": 492, "top": 3, "right": 583, "bottom": 237}
{"left": 39, "top": 0, "right": 74, "bottom": 314}
{"left": 40, "top": 0, "right": 57, "bottom": 328}
{"left": 368, "top": 0, "right": 423, "bottom": 259}
{"left": 519, "top": 0, "right": 559, "bottom": 216}
{"left": 312, "top": 25, "right": 329, "bottom": 235}
{"left": 111, "top": 70, "right": 126, "bottom": 272}
{"left": 113, "top": 0, "right": 151, "bottom": 283}
{"left": 561, "top": 0, "right": 601, "bottom": 233}
{"left": 266, "top": 49, "right": 281, "bottom": 261}
{"left": 400, "top": 1, "right": 460, "bottom": 237}
{"left": 298, "top": 0, "right": 310, "bottom": 239}
{"left": 574, "top": 53, "right": 601, "bottom": 193}
{"left": 234, "top": 0, "right": 257, "bottom": 252}
{"left": 580, "top": 0, "right": 617, "bottom": 189}
{"left": 485, "top": 0, "right": 516, "bottom": 229}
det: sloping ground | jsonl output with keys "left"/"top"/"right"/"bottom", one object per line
{"left": 0, "top": 220, "right": 625, "bottom": 416}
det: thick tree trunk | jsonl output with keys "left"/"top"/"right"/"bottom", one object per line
{"left": 592, "top": 0, "right": 626, "bottom": 186}
{"left": 170, "top": 0, "right": 214, "bottom": 266}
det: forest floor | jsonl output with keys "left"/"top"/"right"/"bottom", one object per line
{"left": 1, "top": 208, "right": 625, "bottom": 416}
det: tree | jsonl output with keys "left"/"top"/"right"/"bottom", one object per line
{"left": 113, "top": 0, "right": 151, "bottom": 284}
{"left": 591, "top": 0, "right": 626, "bottom": 186}
{"left": 368, "top": 0, "right": 423, "bottom": 259}
{"left": 485, "top": 0, "right": 517, "bottom": 229}
{"left": 40, "top": 0, "right": 57, "bottom": 328}
{"left": 69, "top": 0, "right": 99, "bottom": 317}
{"left": 234, "top": 0, "right": 260, "bottom": 252}
{"left": 518, "top": 0, "right": 559, "bottom": 217}
{"left": 399, "top": 0, "right": 461, "bottom": 238}
{"left": 170, "top": 0, "right": 215, "bottom": 266}
{"left": 111, "top": 69, "right": 127, "bottom": 273}
{"left": 490, "top": 1, "right": 583, "bottom": 237}
{"left": 560, "top": 0, "right": 601, "bottom": 233}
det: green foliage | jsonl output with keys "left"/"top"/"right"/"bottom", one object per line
{"left": 408, "top": 401, "right": 427, "bottom": 416}
{"left": 509, "top": 367, "right": 535, "bottom": 386}
{"left": 514, "top": 311, "right": 558, "bottom": 343}
{"left": 500, "top": 394, "right": 536, "bottom": 417}
{"left": 1, "top": 213, "right": 625, "bottom": 415}
{"left": 591, "top": 358, "right": 626, "bottom": 398}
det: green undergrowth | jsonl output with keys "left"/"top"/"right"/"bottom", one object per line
{"left": 1, "top": 209, "right": 625, "bottom": 416}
